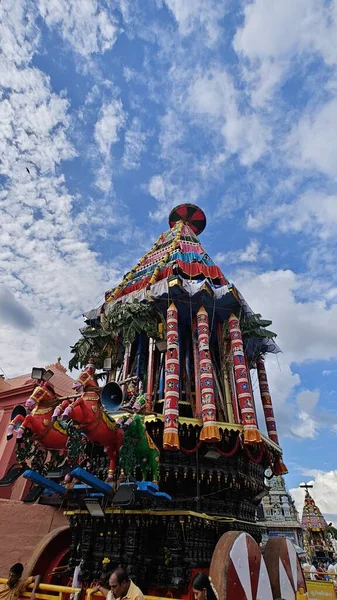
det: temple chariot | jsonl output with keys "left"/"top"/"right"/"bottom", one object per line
{"left": 3, "top": 204, "right": 289, "bottom": 596}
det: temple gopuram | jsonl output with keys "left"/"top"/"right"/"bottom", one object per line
{"left": 258, "top": 474, "right": 303, "bottom": 547}
{"left": 1, "top": 204, "right": 288, "bottom": 594}
{"left": 301, "top": 484, "right": 335, "bottom": 561}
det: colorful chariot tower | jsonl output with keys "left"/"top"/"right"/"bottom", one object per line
{"left": 3, "top": 204, "right": 288, "bottom": 593}
{"left": 63, "top": 204, "right": 287, "bottom": 591}
{"left": 301, "top": 484, "right": 334, "bottom": 560}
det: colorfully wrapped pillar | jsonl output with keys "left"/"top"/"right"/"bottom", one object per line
{"left": 217, "top": 322, "right": 234, "bottom": 423}
{"left": 256, "top": 357, "right": 279, "bottom": 445}
{"left": 163, "top": 303, "right": 180, "bottom": 450}
{"left": 256, "top": 357, "right": 288, "bottom": 473}
{"left": 146, "top": 338, "right": 155, "bottom": 411}
{"left": 192, "top": 317, "right": 202, "bottom": 418}
{"left": 197, "top": 307, "right": 220, "bottom": 442}
{"left": 228, "top": 313, "right": 262, "bottom": 444}
{"left": 121, "top": 343, "right": 131, "bottom": 393}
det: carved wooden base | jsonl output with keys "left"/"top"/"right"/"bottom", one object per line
{"left": 67, "top": 512, "right": 263, "bottom": 592}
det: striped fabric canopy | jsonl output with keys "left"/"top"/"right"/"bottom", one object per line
{"left": 105, "top": 204, "right": 227, "bottom": 303}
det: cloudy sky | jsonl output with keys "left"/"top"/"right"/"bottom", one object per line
{"left": 1, "top": 0, "right": 337, "bottom": 517}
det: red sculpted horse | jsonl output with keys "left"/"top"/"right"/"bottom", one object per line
{"left": 52, "top": 361, "right": 123, "bottom": 479}
{"left": 7, "top": 382, "right": 68, "bottom": 449}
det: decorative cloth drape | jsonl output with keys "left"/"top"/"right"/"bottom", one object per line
{"left": 256, "top": 357, "right": 279, "bottom": 445}
{"left": 197, "top": 306, "right": 220, "bottom": 442}
{"left": 163, "top": 303, "right": 180, "bottom": 450}
{"left": 228, "top": 313, "right": 261, "bottom": 444}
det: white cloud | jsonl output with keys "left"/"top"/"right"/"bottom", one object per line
{"left": 233, "top": 0, "right": 337, "bottom": 106}
{"left": 148, "top": 173, "right": 202, "bottom": 222}
{"left": 247, "top": 192, "right": 337, "bottom": 240}
{"left": 253, "top": 353, "right": 300, "bottom": 437}
{"left": 296, "top": 390, "right": 320, "bottom": 414}
{"left": 149, "top": 175, "right": 166, "bottom": 203}
{"left": 0, "top": 0, "right": 119, "bottom": 377}
{"left": 291, "top": 410, "right": 319, "bottom": 440}
{"left": 290, "top": 471, "right": 337, "bottom": 524}
{"left": 158, "top": 109, "right": 186, "bottom": 163}
{"left": 286, "top": 99, "right": 337, "bottom": 179}
{"left": 188, "top": 69, "right": 270, "bottom": 165}
{"left": 0, "top": 0, "right": 39, "bottom": 64}
{"left": 235, "top": 268, "right": 337, "bottom": 364}
{"left": 231, "top": 267, "right": 337, "bottom": 439}
{"left": 215, "top": 240, "right": 269, "bottom": 266}
{"left": 163, "top": 0, "right": 225, "bottom": 44}
{"left": 122, "top": 117, "right": 147, "bottom": 170}
{"left": 37, "top": 0, "right": 119, "bottom": 56}
{"left": 94, "top": 99, "right": 125, "bottom": 158}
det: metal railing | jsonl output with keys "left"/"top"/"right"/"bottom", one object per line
{"left": 0, "top": 579, "right": 180, "bottom": 600}
{"left": 0, "top": 580, "right": 80, "bottom": 600}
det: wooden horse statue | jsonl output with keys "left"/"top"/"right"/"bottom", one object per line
{"left": 7, "top": 382, "right": 68, "bottom": 449}
{"left": 119, "top": 414, "right": 160, "bottom": 483}
{"left": 52, "top": 360, "right": 123, "bottom": 479}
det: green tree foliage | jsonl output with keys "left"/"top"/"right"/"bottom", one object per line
{"left": 69, "top": 300, "right": 163, "bottom": 371}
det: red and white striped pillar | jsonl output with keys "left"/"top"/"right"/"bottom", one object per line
{"left": 163, "top": 303, "right": 180, "bottom": 450}
{"left": 228, "top": 313, "right": 261, "bottom": 444}
{"left": 197, "top": 306, "right": 220, "bottom": 442}
{"left": 256, "top": 357, "right": 279, "bottom": 445}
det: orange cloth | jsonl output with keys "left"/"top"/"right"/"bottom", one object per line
{"left": 0, "top": 578, "right": 34, "bottom": 600}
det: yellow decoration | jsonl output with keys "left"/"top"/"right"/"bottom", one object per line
{"left": 101, "top": 411, "right": 118, "bottom": 431}
{"left": 53, "top": 421, "right": 67, "bottom": 436}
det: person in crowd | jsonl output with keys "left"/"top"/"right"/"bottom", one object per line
{"left": 310, "top": 563, "right": 317, "bottom": 580}
{"left": 192, "top": 573, "right": 218, "bottom": 600}
{"left": 316, "top": 562, "right": 325, "bottom": 580}
{"left": 92, "top": 567, "right": 144, "bottom": 600}
{"left": 0, "top": 563, "right": 40, "bottom": 600}
{"left": 327, "top": 561, "right": 336, "bottom": 580}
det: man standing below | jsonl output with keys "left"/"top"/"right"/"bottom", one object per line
{"left": 0, "top": 563, "right": 41, "bottom": 600}
{"left": 92, "top": 567, "right": 144, "bottom": 600}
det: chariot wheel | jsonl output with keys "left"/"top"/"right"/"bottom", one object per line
{"left": 210, "top": 531, "right": 273, "bottom": 600}
{"left": 264, "top": 537, "right": 307, "bottom": 599}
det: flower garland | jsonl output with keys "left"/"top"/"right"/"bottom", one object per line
{"left": 213, "top": 435, "right": 240, "bottom": 457}
{"left": 244, "top": 441, "right": 265, "bottom": 464}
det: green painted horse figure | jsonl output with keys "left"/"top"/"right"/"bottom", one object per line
{"left": 119, "top": 415, "right": 160, "bottom": 483}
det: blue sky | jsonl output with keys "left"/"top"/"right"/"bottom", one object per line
{"left": 1, "top": 0, "right": 337, "bottom": 518}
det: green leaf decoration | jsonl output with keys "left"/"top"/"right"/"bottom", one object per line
{"left": 222, "top": 312, "right": 276, "bottom": 345}
{"left": 104, "top": 299, "right": 163, "bottom": 344}
{"left": 69, "top": 300, "right": 165, "bottom": 371}
{"left": 68, "top": 327, "right": 113, "bottom": 371}
{"left": 326, "top": 524, "right": 337, "bottom": 539}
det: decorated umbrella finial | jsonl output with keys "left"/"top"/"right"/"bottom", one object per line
{"left": 197, "top": 306, "right": 221, "bottom": 442}
{"left": 228, "top": 313, "right": 262, "bottom": 444}
{"left": 169, "top": 203, "right": 206, "bottom": 235}
{"left": 163, "top": 303, "right": 180, "bottom": 450}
